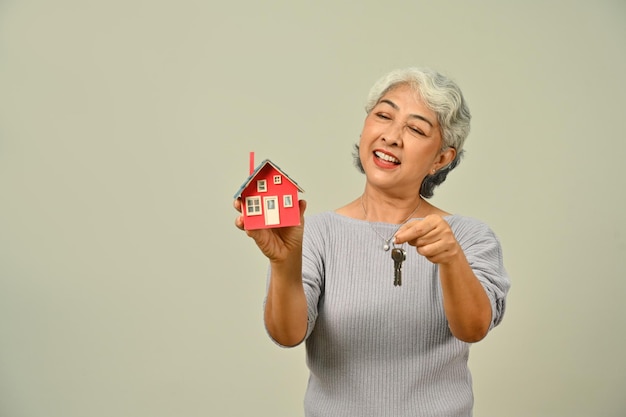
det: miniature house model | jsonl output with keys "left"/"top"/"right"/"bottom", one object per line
{"left": 234, "top": 154, "right": 304, "bottom": 230}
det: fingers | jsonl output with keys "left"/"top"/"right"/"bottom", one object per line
{"left": 234, "top": 214, "right": 245, "bottom": 230}
{"left": 394, "top": 215, "right": 439, "bottom": 244}
{"left": 233, "top": 198, "right": 242, "bottom": 212}
{"left": 233, "top": 198, "right": 244, "bottom": 230}
{"left": 414, "top": 239, "right": 452, "bottom": 263}
{"left": 394, "top": 215, "right": 459, "bottom": 263}
{"left": 299, "top": 199, "right": 307, "bottom": 221}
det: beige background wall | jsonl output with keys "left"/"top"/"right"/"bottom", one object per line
{"left": 1, "top": 1, "right": 625, "bottom": 416}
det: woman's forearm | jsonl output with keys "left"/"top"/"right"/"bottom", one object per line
{"left": 439, "top": 252, "right": 492, "bottom": 343}
{"left": 264, "top": 255, "right": 308, "bottom": 347}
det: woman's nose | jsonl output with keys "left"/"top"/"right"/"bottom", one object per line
{"left": 382, "top": 123, "right": 403, "bottom": 146}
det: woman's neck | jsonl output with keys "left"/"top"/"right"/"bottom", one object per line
{"left": 360, "top": 189, "right": 424, "bottom": 224}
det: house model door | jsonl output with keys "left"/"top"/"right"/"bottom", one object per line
{"left": 264, "top": 196, "right": 280, "bottom": 226}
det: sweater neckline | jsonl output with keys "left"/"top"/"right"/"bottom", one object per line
{"left": 326, "top": 210, "right": 458, "bottom": 227}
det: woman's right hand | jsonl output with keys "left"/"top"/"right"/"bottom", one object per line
{"left": 233, "top": 198, "right": 307, "bottom": 263}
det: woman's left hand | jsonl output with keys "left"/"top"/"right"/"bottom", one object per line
{"left": 394, "top": 214, "right": 462, "bottom": 265}
{"left": 395, "top": 214, "right": 492, "bottom": 342}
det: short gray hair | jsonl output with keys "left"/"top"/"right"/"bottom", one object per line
{"left": 354, "top": 67, "right": 471, "bottom": 198}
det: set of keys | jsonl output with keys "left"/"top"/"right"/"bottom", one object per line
{"left": 390, "top": 247, "right": 406, "bottom": 286}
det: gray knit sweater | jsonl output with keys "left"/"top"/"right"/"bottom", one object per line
{"left": 270, "top": 212, "right": 510, "bottom": 417}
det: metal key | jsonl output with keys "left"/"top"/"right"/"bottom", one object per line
{"left": 391, "top": 247, "right": 406, "bottom": 286}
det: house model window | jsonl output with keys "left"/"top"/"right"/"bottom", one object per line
{"left": 273, "top": 175, "right": 282, "bottom": 184}
{"left": 257, "top": 179, "right": 267, "bottom": 192}
{"left": 245, "top": 197, "right": 262, "bottom": 216}
{"left": 283, "top": 195, "right": 293, "bottom": 207}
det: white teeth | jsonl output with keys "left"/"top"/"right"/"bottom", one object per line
{"left": 375, "top": 151, "right": 399, "bottom": 164}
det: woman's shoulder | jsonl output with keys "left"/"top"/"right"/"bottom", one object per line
{"left": 305, "top": 211, "right": 361, "bottom": 228}
{"left": 446, "top": 213, "right": 488, "bottom": 227}
{"left": 304, "top": 211, "right": 372, "bottom": 239}
{"left": 445, "top": 214, "right": 501, "bottom": 244}
{"left": 302, "top": 211, "right": 365, "bottom": 251}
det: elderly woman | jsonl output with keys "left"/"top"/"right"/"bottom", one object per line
{"left": 234, "top": 67, "right": 510, "bottom": 417}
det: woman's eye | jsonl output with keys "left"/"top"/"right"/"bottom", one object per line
{"left": 376, "top": 112, "right": 391, "bottom": 120}
{"left": 409, "top": 126, "right": 425, "bottom": 135}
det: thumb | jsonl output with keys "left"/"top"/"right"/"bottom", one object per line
{"left": 299, "top": 199, "right": 307, "bottom": 216}
{"left": 298, "top": 199, "right": 307, "bottom": 226}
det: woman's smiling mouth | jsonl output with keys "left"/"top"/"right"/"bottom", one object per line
{"left": 374, "top": 150, "right": 400, "bottom": 165}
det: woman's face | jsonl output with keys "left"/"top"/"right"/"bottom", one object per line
{"left": 358, "top": 84, "right": 455, "bottom": 197}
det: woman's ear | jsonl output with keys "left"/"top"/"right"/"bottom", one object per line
{"left": 433, "top": 147, "right": 457, "bottom": 172}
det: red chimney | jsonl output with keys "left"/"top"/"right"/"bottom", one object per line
{"left": 249, "top": 151, "right": 255, "bottom": 175}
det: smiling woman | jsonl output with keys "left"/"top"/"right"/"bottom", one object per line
{"left": 358, "top": 84, "right": 456, "bottom": 200}
{"left": 354, "top": 67, "right": 471, "bottom": 199}
{"left": 234, "top": 67, "right": 510, "bottom": 417}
